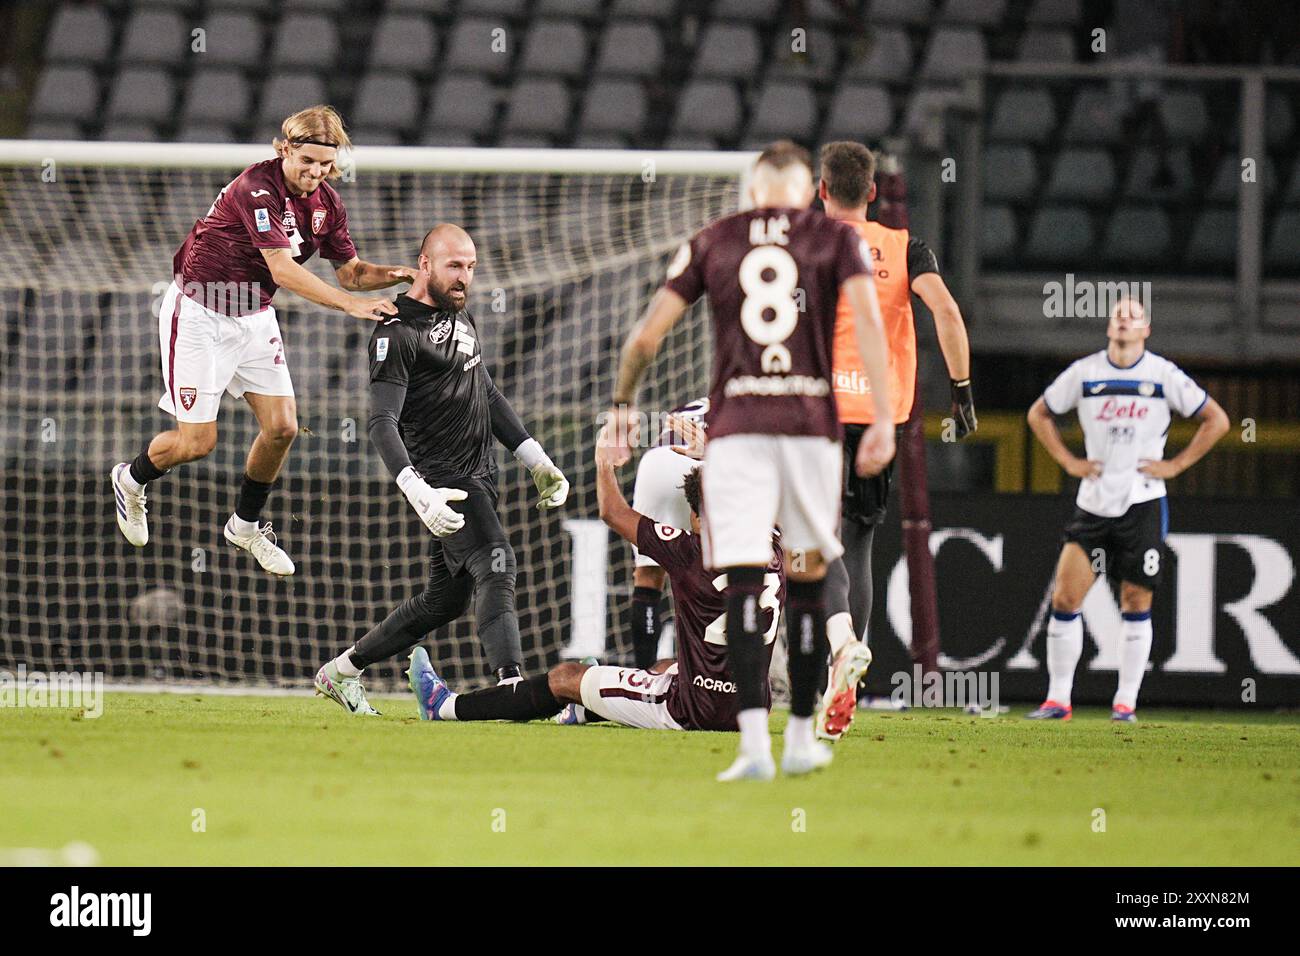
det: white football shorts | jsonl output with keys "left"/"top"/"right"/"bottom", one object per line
{"left": 157, "top": 281, "right": 295, "bottom": 424}
{"left": 700, "top": 433, "right": 843, "bottom": 569}
{"left": 630, "top": 445, "right": 699, "bottom": 568}
{"left": 579, "top": 663, "right": 684, "bottom": 731}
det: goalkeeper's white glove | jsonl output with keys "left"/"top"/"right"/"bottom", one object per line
{"left": 396, "top": 466, "right": 467, "bottom": 537}
{"left": 515, "top": 438, "right": 569, "bottom": 511}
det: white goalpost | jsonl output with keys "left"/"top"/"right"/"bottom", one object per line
{"left": 0, "top": 141, "right": 757, "bottom": 693}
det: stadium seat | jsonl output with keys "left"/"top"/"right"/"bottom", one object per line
{"left": 578, "top": 79, "right": 647, "bottom": 136}
{"left": 1102, "top": 205, "right": 1173, "bottom": 265}
{"left": 182, "top": 68, "right": 253, "bottom": 127}
{"left": 988, "top": 86, "right": 1055, "bottom": 143}
{"left": 1208, "top": 155, "right": 1276, "bottom": 202}
{"left": 822, "top": 84, "right": 893, "bottom": 142}
{"left": 353, "top": 73, "right": 422, "bottom": 136}
{"left": 99, "top": 122, "right": 161, "bottom": 142}
{"left": 25, "top": 120, "right": 83, "bottom": 140}
{"left": 1016, "top": 29, "right": 1074, "bottom": 62}
{"left": 417, "top": 129, "right": 478, "bottom": 148}
{"left": 272, "top": 15, "right": 341, "bottom": 69}
{"left": 257, "top": 73, "right": 329, "bottom": 125}
{"left": 609, "top": 0, "right": 678, "bottom": 19}
{"left": 1044, "top": 148, "right": 1116, "bottom": 202}
{"left": 207, "top": 0, "right": 280, "bottom": 8}
{"left": 871, "top": 0, "right": 937, "bottom": 25}
{"left": 713, "top": 0, "right": 782, "bottom": 20}
{"left": 940, "top": 0, "right": 1009, "bottom": 27}
{"left": 1027, "top": 0, "right": 1081, "bottom": 25}
{"left": 1263, "top": 91, "right": 1297, "bottom": 148}
{"left": 663, "top": 135, "right": 720, "bottom": 151}
{"left": 1284, "top": 156, "right": 1300, "bottom": 204}
{"left": 499, "top": 133, "right": 555, "bottom": 148}
{"left": 519, "top": 19, "right": 588, "bottom": 77}
{"left": 766, "top": 25, "right": 838, "bottom": 83}
{"left": 745, "top": 81, "right": 817, "bottom": 142}
{"left": 502, "top": 78, "right": 572, "bottom": 136}
{"left": 370, "top": 14, "right": 439, "bottom": 69}
{"left": 671, "top": 81, "right": 741, "bottom": 140}
{"left": 120, "top": 9, "right": 188, "bottom": 66}
{"left": 905, "top": 86, "right": 965, "bottom": 148}
{"left": 1122, "top": 147, "right": 1194, "bottom": 199}
{"left": 691, "top": 22, "right": 761, "bottom": 79}
{"left": 535, "top": 0, "right": 604, "bottom": 19}
{"left": 1265, "top": 209, "right": 1300, "bottom": 271}
{"left": 593, "top": 21, "right": 663, "bottom": 77}
{"left": 981, "top": 204, "right": 1018, "bottom": 263}
{"left": 44, "top": 4, "right": 114, "bottom": 64}
{"left": 1024, "top": 205, "right": 1094, "bottom": 264}
{"left": 444, "top": 18, "right": 514, "bottom": 76}
{"left": 106, "top": 68, "right": 176, "bottom": 124}
{"left": 200, "top": 13, "right": 265, "bottom": 69}
{"left": 386, "top": 0, "right": 455, "bottom": 12}
{"left": 176, "top": 124, "right": 237, "bottom": 144}
{"left": 460, "top": 0, "right": 529, "bottom": 15}
{"left": 426, "top": 74, "right": 499, "bottom": 135}
{"left": 1158, "top": 90, "right": 1209, "bottom": 143}
{"left": 1183, "top": 207, "right": 1237, "bottom": 270}
{"left": 283, "top": 0, "right": 348, "bottom": 10}
{"left": 1062, "top": 87, "right": 1124, "bottom": 144}
{"left": 842, "top": 27, "right": 913, "bottom": 85}
{"left": 919, "top": 27, "right": 987, "bottom": 82}
{"left": 348, "top": 128, "right": 403, "bottom": 146}
{"left": 572, "top": 133, "right": 632, "bottom": 149}
{"left": 30, "top": 66, "right": 99, "bottom": 122}
{"left": 982, "top": 145, "right": 1038, "bottom": 203}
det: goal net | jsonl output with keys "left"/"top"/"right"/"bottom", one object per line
{"left": 0, "top": 142, "right": 755, "bottom": 693}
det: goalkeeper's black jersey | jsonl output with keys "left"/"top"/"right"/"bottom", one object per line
{"left": 368, "top": 294, "right": 509, "bottom": 485}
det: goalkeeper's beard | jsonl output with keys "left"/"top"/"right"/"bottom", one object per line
{"left": 430, "top": 280, "right": 468, "bottom": 312}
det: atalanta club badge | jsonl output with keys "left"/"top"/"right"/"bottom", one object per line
{"left": 430, "top": 318, "right": 453, "bottom": 344}
{"left": 312, "top": 209, "right": 326, "bottom": 235}
{"left": 179, "top": 387, "right": 197, "bottom": 411}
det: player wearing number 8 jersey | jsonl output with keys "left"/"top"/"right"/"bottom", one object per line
{"left": 607, "top": 141, "right": 896, "bottom": 781}
{"left": 109, "top": 106, "right": 413, "bottom": 576}
{"left": 1026, "top": 297, "right": 1228, "bottom": 722}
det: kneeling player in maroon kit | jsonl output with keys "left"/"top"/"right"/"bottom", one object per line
{"left": 406, "top": 438, "right": 783, "bottom": 731}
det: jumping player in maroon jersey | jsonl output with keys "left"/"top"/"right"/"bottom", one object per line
{"left": 109, "top": 106, "right": 412, "bottom": 576}
{"left": 406, "top": 439, "right": 783, "bottom": 731}
{"left": 606, "top": 141, "right": 896, "bottom": 781}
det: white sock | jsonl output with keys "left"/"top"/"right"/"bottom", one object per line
{"left": 826, "top": 611, "right": 855, "bottom": 658}
{"left": 439, "top": 694, "right": 459, "bottom": 720}
{"left": 736, "top": 708, "right": 771, "bottom": 758}
{"left": 333, "top": 648, "right": 361, "bottom": 678}
{"left": 785, "top": 715, "right": 815, "bottom": 750}
{"left": 1114, "top": 612, "right": 1153, "bottom": 710}
{"left": 1045, "top": 610, "right": 1084, "bottom": 705}
{"left": 118, "top": 467, "right": 145, "bottom": 495}
{"left": 228, "top": 513, "right": 258, "bottom": 536}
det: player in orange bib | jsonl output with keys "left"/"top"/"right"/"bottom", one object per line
{"left": 814, "top": 142, "right": 978, "bottom": 740}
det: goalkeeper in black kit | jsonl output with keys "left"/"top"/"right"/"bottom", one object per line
{"left": 314, "top": 223, "right": 569, "bottom": 715}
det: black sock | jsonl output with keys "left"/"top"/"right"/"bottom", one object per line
{"left": 129, "top": 448, "right": 167, "bottom": 486}
{"left": 724, "top": 566, "right": 768, "bottom": 712}
{"left": 495, "top": 663, "right": 521, "bottom": 683}
{"left": 630, "top": 586, "right": 661, "bottom": 669}
{"left": 235, "top": 473, "right": 274, "bottom": 523}
{"left": 455, "top": 673, "right": 559, "bottom": 721}
{"left": 786, "top": 579, "right": 830, "bottom": 718}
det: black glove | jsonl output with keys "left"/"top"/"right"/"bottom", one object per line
{"left": 950, "top": 378, "right": 977, "bottom": 439}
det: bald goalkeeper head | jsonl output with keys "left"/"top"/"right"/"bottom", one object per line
{"left": 412, "top": 223, "right": 477, "bottom": 313}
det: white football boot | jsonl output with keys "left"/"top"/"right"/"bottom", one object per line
{"left": 315, "top": 661, "right": 381, "bottom": 716}
{"left": 223, "top": 517, "right": 295, "bottom": 576}
{"left": 816, "top": 639, "right": 873, "bottom": 742}
{"left": 110, "top": 463, "right": 149, "bottom": 546}
{"left": 716, "top": 750, "right": 777, "bottom": 782}
{"left": 781, "top": 739, "right": 834, "bottom": 776}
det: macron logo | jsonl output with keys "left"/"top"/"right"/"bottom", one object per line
{"left": 50, "top": 886, "right": 151, "bottom": 937}
{"left": 250, "top": 189, "right": 270, "bottom": 198}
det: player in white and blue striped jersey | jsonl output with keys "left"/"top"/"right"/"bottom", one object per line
{"left": 1025, "top": 297, "right": 1229, "bottom": 722}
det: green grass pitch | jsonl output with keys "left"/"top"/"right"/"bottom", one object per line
{"left": 2, "top": 693, "right": 1296, "bottom": 866}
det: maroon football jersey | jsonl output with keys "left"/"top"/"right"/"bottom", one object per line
{"left": 664, "top": 206, "right": 871, "bottom": 441}
{"left": 635, "top": 516, "right": 784, "bottom": 731}
{"left": 173, "top": 158, "right": 357, "bottom": 316}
